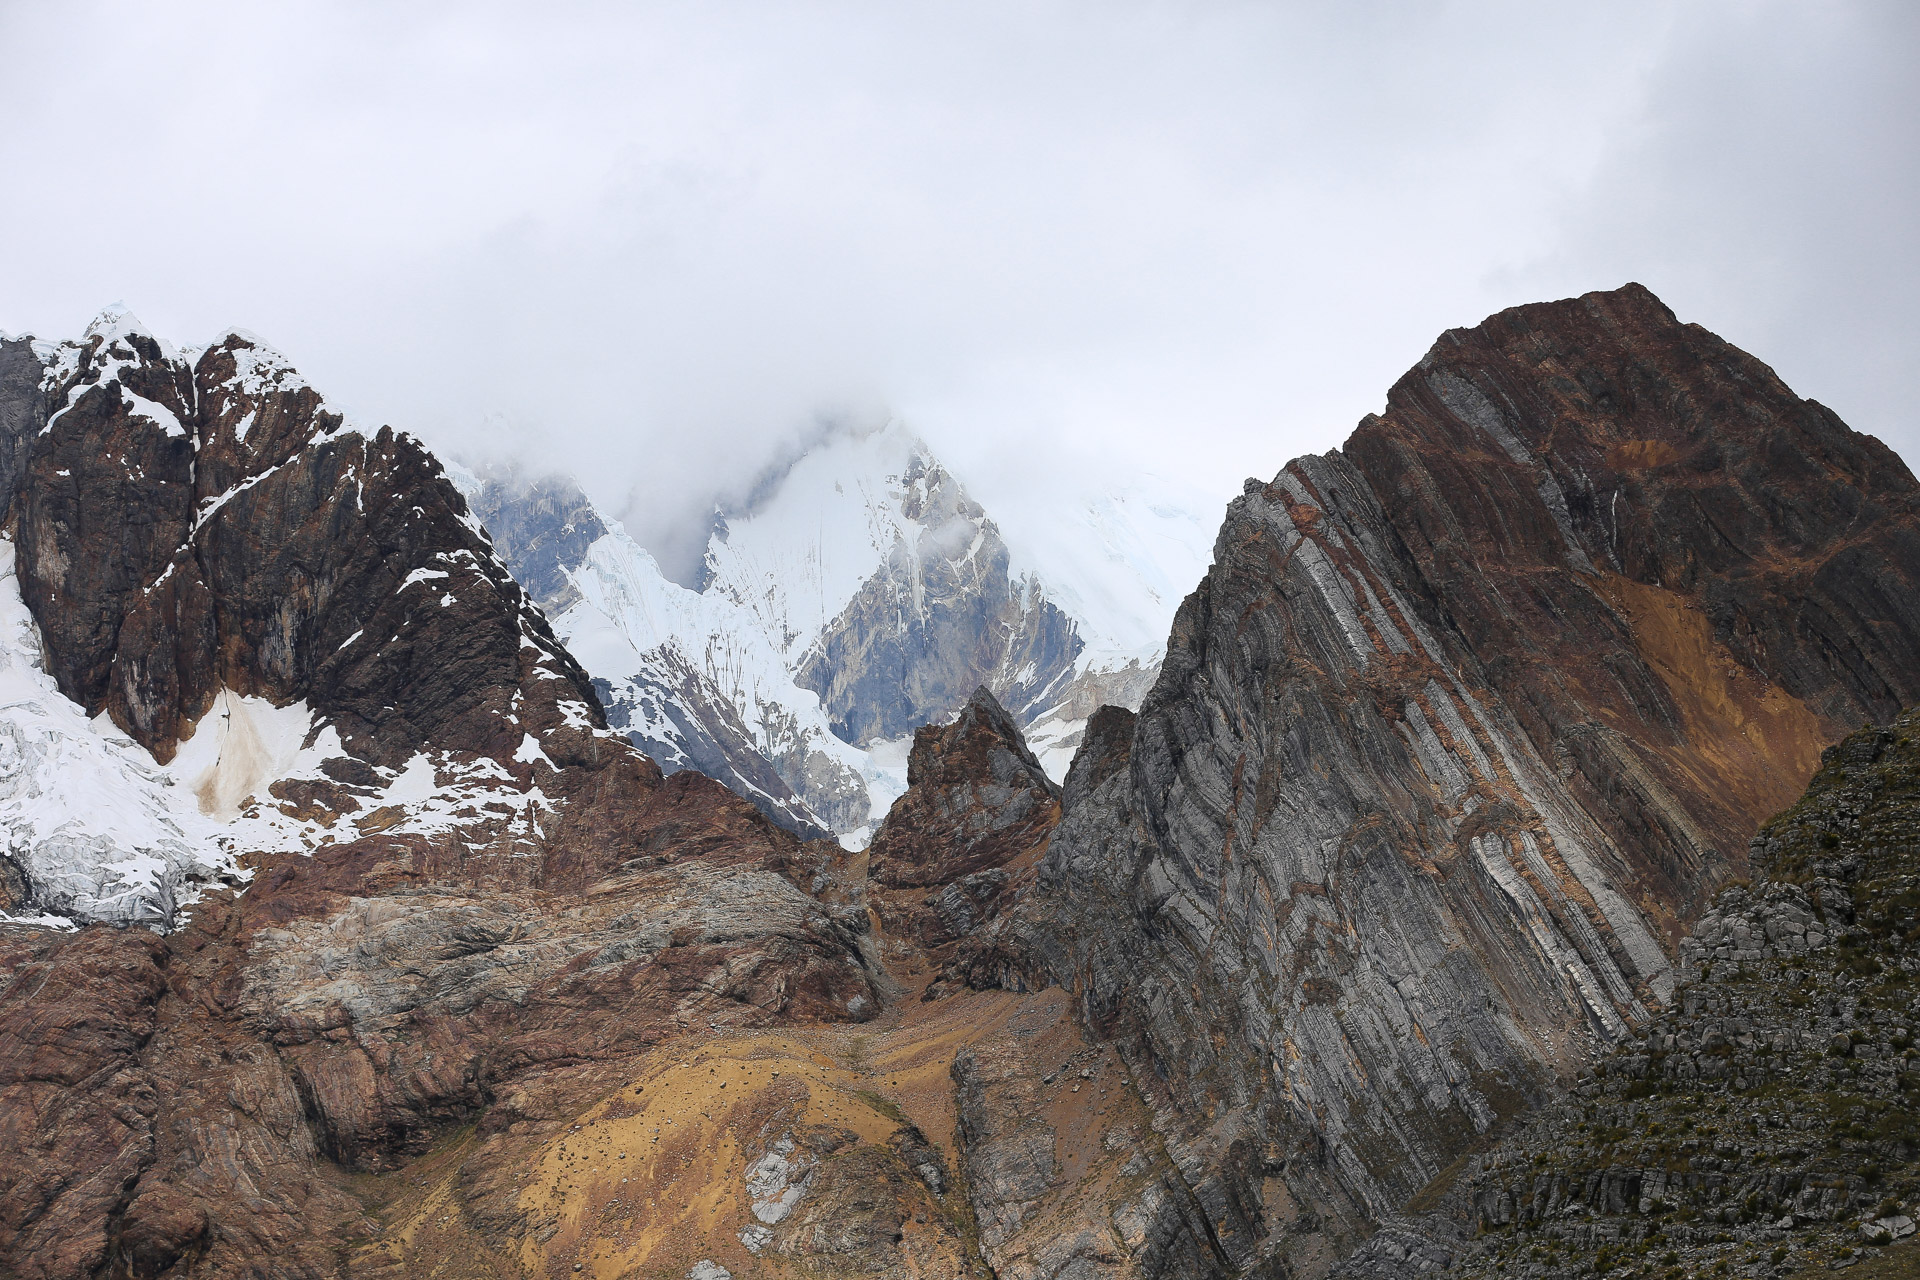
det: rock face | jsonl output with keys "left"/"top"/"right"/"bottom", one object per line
{"left": 0, "top": 309, "right": 631, "bottom": 925}
{"left": 788, "top": 450, "right": 1083, "bottom": 745}
{"left": 865, "top": 687, "right": 1061, "bottom": 953}
{"left": 1346, "top": 707, "right": 1920, "bottom": 1280}
{"left": 0, "top": 336, "right": 43, "bottom": 525}
{"left": 15, "top": 311, "right": 594, "bottom": 772}
{"left": 950, "top": 994, "right": 1229, "bottom": 1280}
{"left": 991, "top": 284, "right": 1920, "bottom": 1275}
{"left": 869, "top": 687, "right": 1061, "bottom": 890}
{"left": 0, "top": 780, "right": 877, "bottom": 1280}
{"left": 7, "top": 284, "right": 1920, "bottom": 1280}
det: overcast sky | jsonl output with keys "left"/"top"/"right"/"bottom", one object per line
{"left": 2, "top": 1, "right": 1913, "bottom": 578}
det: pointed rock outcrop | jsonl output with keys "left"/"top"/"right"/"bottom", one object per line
{"left": 864, "top": 686, "right": 1061, "bottom": 954}
{"left": 869, "top": 685, "right": 1061, "bottom": 889}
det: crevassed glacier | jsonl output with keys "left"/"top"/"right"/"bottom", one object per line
{"left": 0, "top": 536, "right": 232, "bottom": 927}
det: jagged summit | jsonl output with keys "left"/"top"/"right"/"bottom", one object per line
{"left": 0, "top": 313, "right": 630, "bottom": 925}
{"left": 457, "top": 420, "right": 1215, "bottom": 844}
{"left": 80, "top": 301, "right": 156, "bottom": 345}
{"left": 959, "top": 282, "right": 1920, "bottom": 1275}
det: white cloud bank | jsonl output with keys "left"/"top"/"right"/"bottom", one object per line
{"left": 1, "top": 1, "right": 1912, "bottom": 576}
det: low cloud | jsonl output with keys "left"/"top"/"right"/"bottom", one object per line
{"left": 2, "top": 1, "right": 1911, "bottom": 570}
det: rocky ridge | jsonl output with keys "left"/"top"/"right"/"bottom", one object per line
{"left": 0, "top": 309, "right": 1208, "bottom": 1280}
{"left": 962, "top": 284, "right": 1920, "bottom": 1276}
{"left": 865, "top": 688, "right": 1061, "bottom": 955}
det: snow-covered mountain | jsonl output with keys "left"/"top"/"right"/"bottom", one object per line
{"left": 458, "top": 421, "right": 1218, "bottom": 843}
{"left": 0, "top": 309, "right": 605, "bottom": 927}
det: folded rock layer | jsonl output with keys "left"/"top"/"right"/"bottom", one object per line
{"left": 1003, "top": 283, "right": 1920, "bottom": 1275}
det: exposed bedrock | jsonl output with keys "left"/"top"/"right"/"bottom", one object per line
{"left": 866, "top": 686, "right": 1061, "bottom": 952}
{"left": 12, "top": 323, "right": 598, "bottom": 770}
{"left": 986, "top": 284, "right": 1920, "bottom": 1275}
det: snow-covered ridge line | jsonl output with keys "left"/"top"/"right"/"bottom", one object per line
{"left": 457, "top": 423, "right": 1220, "bottom": 837}
{"left": 0, "top": 306, "right": 609, "bottom": 929}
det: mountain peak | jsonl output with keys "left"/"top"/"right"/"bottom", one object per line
{"left": 81, "top": 301, "right": 150, "bottom": 344}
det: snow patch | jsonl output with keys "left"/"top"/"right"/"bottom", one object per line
{"left": 400, "top": 566, "right": 450, "bottom": 589}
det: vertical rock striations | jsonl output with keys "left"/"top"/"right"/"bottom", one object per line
{"left": 1009, "top": 284, "right": 1920, "bottom": 1275}
{"left": 1353, "top": 708, "right": 1920, "bottom": 1280}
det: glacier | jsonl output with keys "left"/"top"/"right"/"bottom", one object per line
{"left": 458, "top": 419, "right": 1220, "bottom": 838}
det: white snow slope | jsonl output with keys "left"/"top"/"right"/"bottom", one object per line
{"left": 558, "top": 523, "right": 879, "bottom": 838}
{"left": 461, "top": 421, "right": 1218, "bottom": 838}
{"left": 1, "top": 308, "right": 571, "bottom": 927}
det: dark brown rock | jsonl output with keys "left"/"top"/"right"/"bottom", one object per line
{"left": 0, "top": 336, "right": 45, "bottom": 526}
{"left": 15, "top": 321, "right": 599, "bottom": 769}
{"left": 868, "top": 686, "right": 1061, "bottom": 892}
{"left": 864, "top": 686, "right": 1062, "bottom": 961}
{"left": 0, "top": 928, "right": 169, "bottom": 1280}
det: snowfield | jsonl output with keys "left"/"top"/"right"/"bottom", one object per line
{"left": 456, "top": 420, "right": 1220, "bottom": 839}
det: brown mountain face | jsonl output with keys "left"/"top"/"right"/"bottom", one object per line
{"left": 956, "top": 284, "right": 1920, "bottom": 1276}
{"left": 17, "top": 322, "right": 597, "bottom": 770}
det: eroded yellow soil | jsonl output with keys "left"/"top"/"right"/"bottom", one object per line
{"left": 353, "top": 979, "right": 1099, "bottom": 1279}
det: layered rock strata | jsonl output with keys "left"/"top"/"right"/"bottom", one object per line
{"left": 862, "top": 698, "right": 1232, "bottom": 1280}
{"left": 7, "top": 284, "right": 1920, "bottom": 1280}
{"left": 979, "top": 284, "right": 1920, "bottom": 1275}
{"left": 1341, "top": 707, "right": 1920, "bottom": 1280}
{"left": 866, "top": 687, "right": 1062, "bottom": 954}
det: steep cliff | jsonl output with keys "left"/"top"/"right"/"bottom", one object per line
{"left": 990, "top": 284, "right": 1920, "bottom": 1275}
{"left": 7, "top": 283, "right": 1919, "bottom": 1280}
{"left": 17, "top": 310, "right": 598, "bottom": 771}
